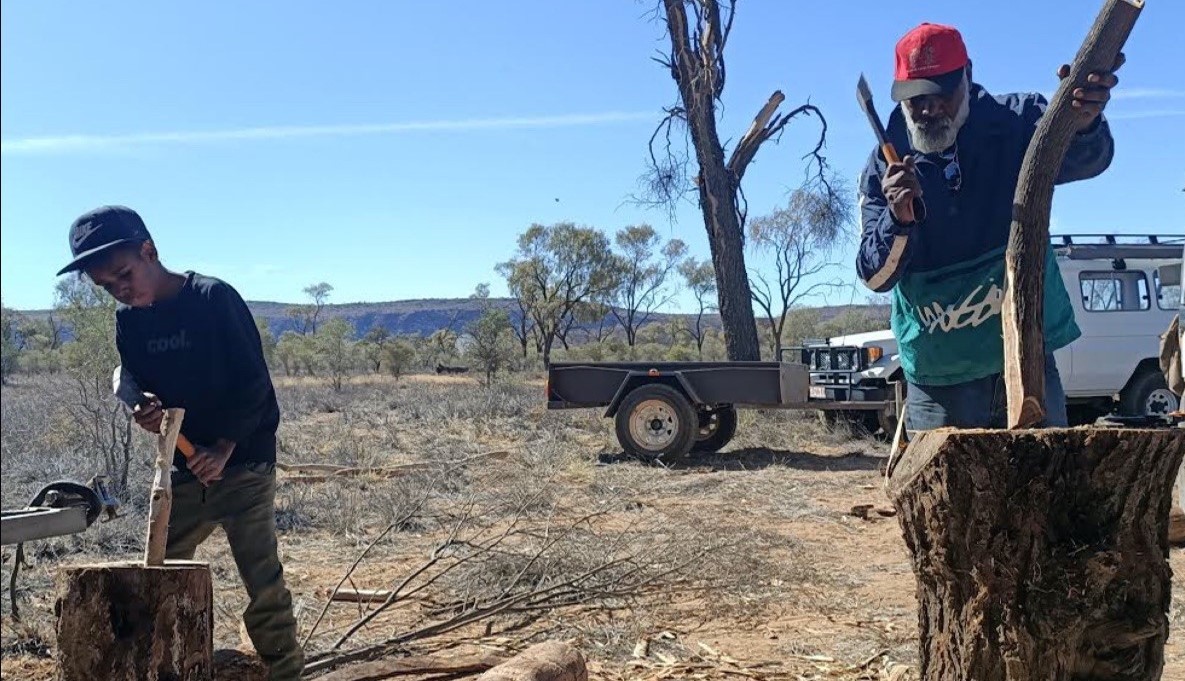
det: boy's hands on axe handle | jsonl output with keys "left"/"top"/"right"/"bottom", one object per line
{"left": 134, "top": 393, "right": 227, "bottom": 485}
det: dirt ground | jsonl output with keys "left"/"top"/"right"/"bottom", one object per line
{"left": 2, "top": 373, "right": 1183, "bottom": 680}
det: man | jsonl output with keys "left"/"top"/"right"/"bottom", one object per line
{"left": 857, "top": 23, "right": 1122, "bottom": 430}
{"left": 58, "top": 206, "right": 303, "bottom": 680}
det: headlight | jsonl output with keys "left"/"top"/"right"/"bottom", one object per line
{"left": 865, "top": 346, "right": 884, "bottom": 363}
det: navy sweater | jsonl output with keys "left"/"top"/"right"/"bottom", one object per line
{"left": 115, "top": 272, "right": 279, "bottom": 472}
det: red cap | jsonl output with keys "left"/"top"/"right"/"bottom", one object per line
{"left": 891, "top": 23, "right": 968, "bottom": 102}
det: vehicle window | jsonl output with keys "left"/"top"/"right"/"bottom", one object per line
{"left": 1078, "top": 271, "right": 1150, "bottom": 312}
{"left": 1153, "top": 270, "right": 1182, "bottom": 311}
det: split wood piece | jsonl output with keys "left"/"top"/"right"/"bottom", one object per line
{"left": 476, "top": 642, "right": 588, "bottom": 681}
{"left": 145, "top": 407, "right": 185, "bottom": 565}
{"left": 55, "top": 561, "right": 213, "bottom": 681}
{"left": 887, "top": 427, "right": 1183, "bottom": 680}
{"left": 1002, "top": 0, "right": 1144, "bottom": 428}
{"left": 317, "top": 652, "right": 505, "bottom": 681}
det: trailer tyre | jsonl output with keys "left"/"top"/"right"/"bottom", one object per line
{"left": 691, "top": 406, "right": 738, "bottom": 454}
{"left": 615, "top": 384, "right": 697, "bottom": 462}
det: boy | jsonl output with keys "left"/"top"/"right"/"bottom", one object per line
{"left": 58, "top": 205, "right": 303, "bottom": 680}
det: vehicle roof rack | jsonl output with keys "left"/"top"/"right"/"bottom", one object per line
{"left": 1050, "top": 233, "right": 1184, "bottom": 261}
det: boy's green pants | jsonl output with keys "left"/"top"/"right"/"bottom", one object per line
{"left": 166, "top": 462, "right": 303, "bottom": 680}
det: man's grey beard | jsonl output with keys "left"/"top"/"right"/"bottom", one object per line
{"left": 903, "top": 76, "right": 971, "bottom": 154}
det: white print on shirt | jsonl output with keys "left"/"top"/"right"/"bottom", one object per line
{"left": 915, "top": 281, "right": 1004, "bottom": 334}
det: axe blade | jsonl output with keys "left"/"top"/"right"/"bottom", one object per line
{"left": 856, "top": 73, "right": 890, "bottom": 148}
{"left": 112, "top": 364, "right": 143, "bottom": 408}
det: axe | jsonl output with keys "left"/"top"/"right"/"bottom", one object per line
{"left": 111, "top": 365, "right": 197, "bottom": 459}
{"left": 857, "top": 73, "right": 925, "bottom": 223}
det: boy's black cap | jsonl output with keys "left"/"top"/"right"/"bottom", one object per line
{"left": 57, "top": 205, "right": 152, "bottom": 276}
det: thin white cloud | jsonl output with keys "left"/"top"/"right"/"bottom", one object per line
{"left": 1, "top": 111, "right": 655, "bottom": 155}
{"left": 1110, "top": 88, "right": 1185, "bottom": 101}
{"left": 1106, "top": 109, "right": 1185, "bottom": 121}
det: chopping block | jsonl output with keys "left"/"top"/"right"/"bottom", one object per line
{"left": 887, "top": 426, "right": 1183, "bottom": 679}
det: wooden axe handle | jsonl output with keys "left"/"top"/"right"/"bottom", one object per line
{"left": 176, "top": 434, "right": 196, "bottom": 459}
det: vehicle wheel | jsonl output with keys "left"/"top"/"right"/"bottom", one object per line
{"left": 818, "top": 410, "right": 880, "bottom": 434}
{"left": 691, "top": 405, "right": 738, "bottom": 454}
{"left": 614, "top": 384, "right": 697, "bottom": 463}
{"left": 1120, "top": 370, "right": 1181, "bottom": 417}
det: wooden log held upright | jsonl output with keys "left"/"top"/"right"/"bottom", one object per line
{"left": 886, "top": 1, "right": 1185, "bottom": 679}
{"left": 55, "top": 409, "right": 215, "bottom": 681}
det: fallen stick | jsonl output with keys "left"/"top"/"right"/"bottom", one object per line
{"left": 321, "top": 588, "right": 393, "bottom": 604}
{"left": 279, "top": 451, "right": 514, "bottom": 482}
{"left": 475, "top": 642, "right": 587, "bottom": 681}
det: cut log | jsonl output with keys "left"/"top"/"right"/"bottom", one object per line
{"left": 476, "top": 642, "right": 587, "bottom": 681}
{"left": 317, "top": 653, "right": 505, "bottom": 681}
{"left": 55, "top": 561, "right": 213, "bottom": 681}
{"left": 1002, "top": 0, "right": 1144, "bottom": 428}
{"left": 887, "top": 427, "right": 1184, "bottom": 680}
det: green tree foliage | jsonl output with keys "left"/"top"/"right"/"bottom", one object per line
{"left": 497, "top": 223, "right": 618, "bottom": 367}
{"left": 468, "top": 308, "right": 514, "bottom": 386}
{"left": 381, "top": 338, "right": 416, "bottom": 379}
{"left": 275, "top": 330, "right": 319, "bottom": 376}
{"left": 287, "top": 281, "right": 334, "bottom": 334}
{"left": 256, "top": 318, "right": 277, "bottom": 368}
{"left": 608, "top": 224, "right": 687, "bottom": 346}
{"left": 314, "top": 318, "right": 357, "bottom": 392}
{"left": 1, "top": 301, "right": 19, "bottom": 384}
{"left": 54, "top": 277, "right": 135, "bottom": 490}
{"left": 359, "top": 325, "right": 392, "bottom": 373}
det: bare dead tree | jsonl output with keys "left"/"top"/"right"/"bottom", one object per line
{"left": 643, "top": 0, "right": 833, "bottom": 361}
{"left": 748, "top": 182, "right": 851, "bottom": 359}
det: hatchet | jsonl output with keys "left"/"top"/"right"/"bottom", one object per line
{"left": 111, "top": 365, "right": 196, "bottom": 459}
{"left": 857, "top": 74, "right": 925, "bottom": 224}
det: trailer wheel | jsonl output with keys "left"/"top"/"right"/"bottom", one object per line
{"left": 615, "top": 384, "right": 697, "bottom": 462}
{"left": 691, "top": 406, "right": 738, "bottom": 454}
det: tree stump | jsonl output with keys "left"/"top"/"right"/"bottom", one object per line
{"left": 887, "top": 427, "right": 1184, "bottom": 680}
{"left": 55, "top": 561, "right": 213, "bottom": 681}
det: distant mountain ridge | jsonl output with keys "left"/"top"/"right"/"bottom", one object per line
{"left": 17, "top": 297, "right": 890, "bottom": 338}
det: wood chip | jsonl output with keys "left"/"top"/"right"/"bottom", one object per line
{"left": 632, "top": 639, "right": 650, "bottom": 658}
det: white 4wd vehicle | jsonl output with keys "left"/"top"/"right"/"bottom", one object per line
{"left": 803, "top": 235, "right": 1184, "bottom": 431}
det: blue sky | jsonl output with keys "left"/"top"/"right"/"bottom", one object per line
{"left": 3, "top": 1, "right": 1183, "bottom": 311}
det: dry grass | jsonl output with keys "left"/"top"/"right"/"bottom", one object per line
{"left": 3, "top": 372, "right": 1183, "bottom": 680}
